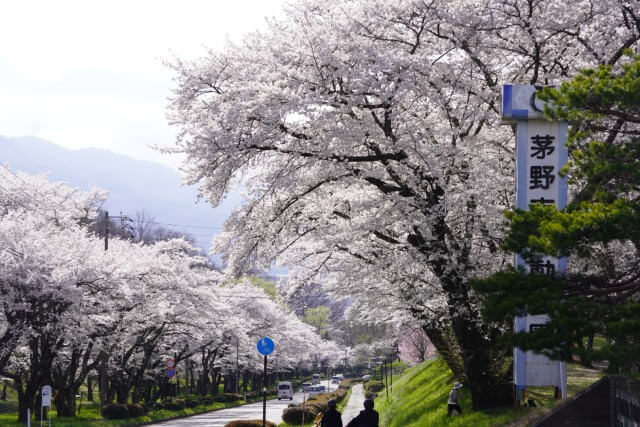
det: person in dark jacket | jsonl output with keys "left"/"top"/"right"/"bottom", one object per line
{"left": 346, "top": 398, "right": 379, "bottom": 427}
{"left": 321, "top": 399, "right": 343, "bottom": 427}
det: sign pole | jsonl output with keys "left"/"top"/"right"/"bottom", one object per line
{"left": 256, "top": 337, "right": 274, "bottom": 427}
{"left": 263, "top": 355, "right": 267, "bottom": 427}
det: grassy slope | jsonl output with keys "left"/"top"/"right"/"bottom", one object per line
{"left": 376, "top": 358, "right": 518, "bottom": 427}
{"left": 375, "top": 358, "right": 602, "bottom": 427}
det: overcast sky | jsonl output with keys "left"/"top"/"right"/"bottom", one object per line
{"left": 0, "top": 0, "right": 288, "bottom": 168}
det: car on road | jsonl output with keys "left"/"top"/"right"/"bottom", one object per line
{"left": 302, "top": 382, "right": 312, "bottom": 392}
{"left": 312, "top": 373, "right": 321, "bottom": 384}
{"left": 331, "top": 375, "right": 341, "bottom": 384}
{"left": 307, "top": 384, "right": 326, "bottom": 396}
{"left": 277, "top": 381, "right": 293, "bottom": 400}
{"left": 362, "top": 374, "right": 371, "bottom": 381}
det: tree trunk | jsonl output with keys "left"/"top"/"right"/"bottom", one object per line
{"left": 422, "top": 323, "right": 464, "bottom": 378}
{"left": 87, "top": 376, "right": 94, "bottom": 402}
{"left": 446, "top": 281, "right": 512, "bottom": 410}
{"left": 54, "top": 387, "right": 76, "bottom": 417}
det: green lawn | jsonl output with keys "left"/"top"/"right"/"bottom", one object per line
{"left": 375, "top": 358, "right": 603, "bottom": 427}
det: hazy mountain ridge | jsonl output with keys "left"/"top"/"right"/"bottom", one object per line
{"left": 0, "top": 135, "right": 240, "bottom": 250}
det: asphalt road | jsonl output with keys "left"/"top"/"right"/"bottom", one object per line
{"left": 152, "top": 380, "right": 340, "bottom": 427}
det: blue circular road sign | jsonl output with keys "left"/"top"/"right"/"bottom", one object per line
{"left": 257, "top": 337, "right": 275, "bottom": 355}
{"left": 167, "top": 368, "right": 175, "bottom": 378}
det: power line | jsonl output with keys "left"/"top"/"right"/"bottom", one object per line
{"left": 127, "top": 218, "right": 224, "bottom": 230}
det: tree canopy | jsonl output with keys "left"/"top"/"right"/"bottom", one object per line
{"left": 168, "top": 0, "right": 640, "bottom": 408}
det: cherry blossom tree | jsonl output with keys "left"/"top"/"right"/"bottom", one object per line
{"left": 168, "top": 0, "right": 640, "bottom": 408}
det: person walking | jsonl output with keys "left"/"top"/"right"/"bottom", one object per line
{"left": 346, "top": 398, "right": 379, "bottom": 427}
{"left": 447, "top": 382, "right": 463, "bottom": 416}
{"left": 321, "top": 399, "right": 343, "bottom": 427}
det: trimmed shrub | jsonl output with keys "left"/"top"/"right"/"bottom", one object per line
{"left": 185, "top": 398, "right": 200, "bottom": 408}
{"left": 125, "top": 403, "right": 146, "bottom": 417}
{"left": 304, "top": 401, "right": 327, "bottom": 415}
{"left": 214, "top": 393, "right": 242, "bottom": 402}
{"left": 151, "top": 402, "right": 165, "bottom": 411}
{"left": 282, "top": 406, "right": 318, "bottom": 424}
{"left": 365, "top": 380, "right": 384, "bottom": 393}
{"left": 164, "top": 399, "right": 186, "bottom": 410}
{"left": 224, "top": 420, "right": 277, "bottom": 427}
{"left": 201, "top": 396, "right": 215, "bottom": 405}
{"left": 101, "top": 403, "right": 130, "bottom": 419}
{"left": 244, "top": 391, "right": 262, "bottom": 400}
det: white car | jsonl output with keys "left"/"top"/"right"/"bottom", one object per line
{"left": 277, "top": 381, "right": 293, "bottom": 400}
{"left": 307, "top": 384, "right": 326, "bottom": 396}
{"left": 362, "top": 374, "right": 371, "bottom": 381}
{"left": 312, "top": 373, "right": 321, "bottom": 384}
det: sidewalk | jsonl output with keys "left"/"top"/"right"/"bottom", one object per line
{"left": 342, "top": 383, "right": 365, "bottom": 424}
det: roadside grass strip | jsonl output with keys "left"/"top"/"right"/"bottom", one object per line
{"left": 0, "top": 398, "right": 260, "bottom": 427}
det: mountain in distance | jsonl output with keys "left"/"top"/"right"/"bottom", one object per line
{"left": 0, "top": 135, "right": 243, "bottom": 253}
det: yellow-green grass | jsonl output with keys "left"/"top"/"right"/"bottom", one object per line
{"left": 0, "top": 398, "right": 251, "bottom": 427}
{"left": 375, "top": 358, "right": 603, "bottom": 427}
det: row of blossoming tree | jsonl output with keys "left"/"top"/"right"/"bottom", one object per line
{"left": 0, "top": 170, "right": 342, "bottom": 422}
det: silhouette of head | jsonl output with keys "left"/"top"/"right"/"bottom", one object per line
{"left": 328, "top": 399, "right": 337, "bottom": 407}
{"left": 364, "top": 399, "right": 374, "bottom": 409}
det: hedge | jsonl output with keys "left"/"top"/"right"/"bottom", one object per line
{"left": 185, "top": 398, "right": 201, "bottom": 408}
{"left": 282, "top": 406, "right": 318, "bottom": 424}
{"left": 364, "top": 380, "right": 385, "bottom": 393}
{"left": 125, "top": 403, "right": 146, "bottom": 417}
{"left": 214, "top": 393, "right": 243, "bottom": 402}
{"left": 102, "top": 403, "right": 130, "bottom": 419}
{"left": 164, "top": 399, "right": 186, "bottom": 410}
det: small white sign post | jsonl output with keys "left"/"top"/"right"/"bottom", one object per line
{"left": 501, "top": 84, "right": 568, "bottom": 401}
{"left": 41, "top": 385, "right": 52, "bottom": 427}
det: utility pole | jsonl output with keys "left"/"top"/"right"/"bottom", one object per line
{"left": 235, "top": 338, "right": 239, "bottom": 394}
{"left": 99, "top": 211, "right": 109, "bottom": 415}
{"left": 384, "top": 357, "right": 389, "bottom": 398}
{"left": 390, "top": 353, "right": 393, "bottom": 394}
{"left": 104, "top": 211, "right": 109, "bottom": 251}
{"left": 185, "top": 359, "right": 190, "bottom": 399}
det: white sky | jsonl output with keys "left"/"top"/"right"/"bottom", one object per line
{"left": 0, "top": 0, "right": 288, "bottom": 168}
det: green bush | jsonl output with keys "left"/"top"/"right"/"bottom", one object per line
{"left": 282, "top": 406, "right": 318, "bottom": 424}
{"left": 244, "top": 391, "right": 262, "bottom": 400}
{"left": 214, "top": 393, "right": 242, "bottom": 402}
{"left": 224, "top": 420, "right": 277, "bottom": 427}
{"left": 101, "top": 403, "right": 130, "bottom": 419}
{"left": 201, "top": 396, "right": 214, "bottom": 405}
{"left": 165, "top": 399, "right": 186, "bottom": 410}
{"left": 151, "top": 402, "right": 165, "bottom": 411}
{"left": 185, "top": 398, "right": 200, "bottom": 408}
{"left": 365, "top": 380, "right": 385, "bottom": 393}
{"left": 125, "top": 403, "right": 146, "bottom": 417}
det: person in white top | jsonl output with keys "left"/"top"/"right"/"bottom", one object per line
{"left": 447, "top": 382, "right": 463, "bottom": 416}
